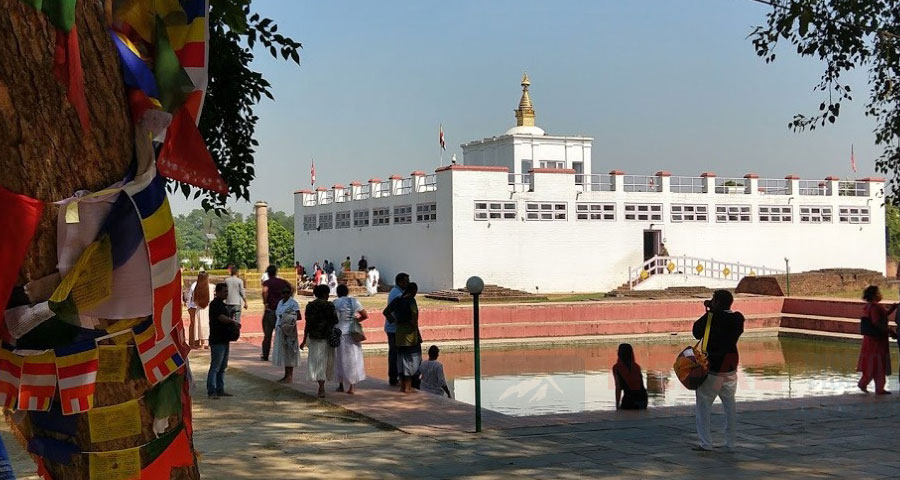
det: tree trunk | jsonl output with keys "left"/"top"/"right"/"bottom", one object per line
{"left": 0, "top": 1, "right": 199, "bottom": 478}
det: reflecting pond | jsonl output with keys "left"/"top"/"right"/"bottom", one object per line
{"left": 364, "top": 337, "right": 900, "bottom": 416}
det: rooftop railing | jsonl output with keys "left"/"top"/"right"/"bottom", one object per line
{"left": 757, "top": 178, "right": 789, "bottom": 195}
{"left": 715, "top": 177, "right": 749, "bottom": 194}
{"left": 578, "top": 174, "right": 614, "bottom": 192}
{"left": 508, "top": 173, "right": 533, "bottom": 192}
{"left": 839, "top": 181, "right": 869, "bottom": 197}
{"left": 623, "top": 175, "right": 661, "bottom": 192}
{"left": 669, "top": 176, "right": 704, "bottom": 193}
{"left": 799, "top": 180, "right": 827, "bottom": 196}
{"left": 398, "top": 177, "right": 413, "bottom": 195}
{"left": 419, "top": 174, "right": 437, "bottom": 192}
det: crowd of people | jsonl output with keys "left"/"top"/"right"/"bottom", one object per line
{"left": 295, "top": 256, "right": 381, "bottom": 296}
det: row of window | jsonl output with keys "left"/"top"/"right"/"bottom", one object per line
{"left": 303, "top": 203, "right": 437, "bottom": 231}
{"left": 474, "top": 201, "right": 871, "bottom": 224}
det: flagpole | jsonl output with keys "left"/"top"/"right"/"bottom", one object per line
{"left": 439, "top": 124, "right": 444, "bottom": 167}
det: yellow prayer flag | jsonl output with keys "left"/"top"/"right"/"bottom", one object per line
{"left": 96, "top": 346, "right": 129, "bottom": 383}
{"left": 89, "top": 447, "right": 141, "bottom": 480}
{"left": 70, "top": 236, "right": 113, "bottom": 310}
{"left": 88, "top": 399, "right": 142, "bottom": 443}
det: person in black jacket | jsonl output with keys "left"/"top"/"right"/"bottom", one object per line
{"left": 692, "top": 289, "right": 744, "bottom": 452}
{"left": 207, "top": 283, "right": 240, "bottom": 399}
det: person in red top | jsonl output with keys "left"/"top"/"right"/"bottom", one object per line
{"left": 612, "top": 343, "right": 648, "bottom": 410}
{"left": 858, "top": 285, "right": 897, "bottom": 394}
{"left": 261, "top": 265, "right": 291, "bottom": 361}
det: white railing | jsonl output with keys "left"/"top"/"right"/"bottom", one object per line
{"left": 669, "top": 176, "right": 704, "bottom": 193}
{"left": 355, "top": 185, "right": 371, "bottom": 200}
{"left": 799, "top": 180, "right": 827, "bottom": 196}
{"left": 508, "top": 173, "right": 533, "bottom": 192}
{"left": 303, "top": 196, "right": 317, "bottom": 207}
{"left": 758, "top": 178, "right": 789, "bottom": 195}
{"left": 335, "top": 190, "right": 350, "bottom": 203}
{"left": 627, "top": 255, "right": 785, "bottom": 290}
{"left": 839, "top": 181, "right": 869, "bottom": 197}
{"left": 398, "top": 178, "right": 413, "bottom": 195}
{"left": 715, "top": 178, "right": 749, "bottom": 194}
{"left": 578, "top": 174, "right": 614, "bottom": 192}
{"left": 623, "top": 175, "right": 661, "bottom": 192}
{"left": 374, "top": 182, "right": 392, "bottom": 197}
{"left": 320, "top": 191, "right": 334, "bottom": 205}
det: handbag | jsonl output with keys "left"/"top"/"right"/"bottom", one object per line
{"left": 674, "top": 312, "right": 712, "bottom": 390}
{"left": 350, "top": 319, "right": 366, "bottom": 342}
{"left": 860, "top": 314, "right": 886, "bottom": 338}
{"left": 280, "top": 312, "right": 298, "bottom": 336}
{"left": 226, "top": 321, "right": 241, "bottom": 342}
{"left": 327, "top": 327, "right": 342, "bottom": 348}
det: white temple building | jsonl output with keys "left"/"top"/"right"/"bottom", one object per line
{"left": 294, "top": 75, "right": 886, "bottom": 293}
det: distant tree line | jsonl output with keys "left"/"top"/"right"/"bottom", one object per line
{"left": 174, "top": 208, "right": 294, "bottom": 269}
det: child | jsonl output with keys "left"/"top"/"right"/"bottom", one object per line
{"left": 419, "top": 345, "right": 451, "bottom": 398}
{"left": 612, "top": 343, "right": 648, "bottom": 410}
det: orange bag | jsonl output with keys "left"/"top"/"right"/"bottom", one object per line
{"left": 674, "top": 313, "right": 712, "bottom": 390}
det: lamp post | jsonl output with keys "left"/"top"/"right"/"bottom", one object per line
{"left": 784, "top": 257, "right": 791, "bottom": 297}
{"left": 466, "top": 276, "right": 484, "bottom": 433}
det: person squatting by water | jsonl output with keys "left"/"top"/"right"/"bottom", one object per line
{"left": 419, "top": 345, "right": 451, "bottom": 398}
{"left": 693, "top": 290, "right": 744, "bottom": 452}
{"left": 612, "top": 343, "right": 647, "bottom": 410}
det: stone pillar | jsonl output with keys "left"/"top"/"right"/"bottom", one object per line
{"left": 743, "top": 173, "right": 759, "bottom": 195}
{"left": 784, "top": 174, "right": 800, "bottom": 196}
{"left": 656, "top": 171, "right": 671, "bottom": 193}
{"left": 411, "top": 171, "right": 427, "bottom": 192}
{"left": 255, "top": 201, "right": 269, "bottom": 273}
{"left": 824, "top": 176, "right": 839, "bottom": 196}
{"left": 701, "top": 171, "right": 716, "bottom": 194}
{"left": 609, "top": 170, "right": 624, "bottom": 192}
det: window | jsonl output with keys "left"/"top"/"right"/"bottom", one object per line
{"left": 715, "top": 205, "right": 751, "bottom": 223}
{"left": 839, "top": 206, "right": 870, "bottom": 224}
{"left": 474, "top": 201, "right": 516, "bottom": 221}
{"left": 671, "top": 204, "right": 708, "bottom": 222}
{"left": 799, "top": 206, "right": 832, "bottom": 223}
{"left": 539, "top": 160, "right": 565, "bottom": 169}
{"left": 335, "top": 211, "right": 351, "bottom": 229}
{"left": 372, "top": 207, "right": 391, "bottom": 226}
{"left": 318, "top": 212, "right": 333, "bottom": 230}
{"left": 525, "top": 202, "right": 567, "bottom": 221}
{"left": 576, "top": 203, "right": 616, "bottom": 221}
{"left": 624, "top": 203, "right": 662, "bottom": 221}
{"left": 393, "top": 205, "right": 412, "bottom": 224}
{"left": 353, "top": 209, "right": 370, "bottom": 227}
{"left": 416, "top": 203, "right": 436, "bottom": 222}
{"left": 759, "top": 205, "right": 792, "bottom": 223}
{"left": 303, "top": 214, "right": 317, "bottom": 231}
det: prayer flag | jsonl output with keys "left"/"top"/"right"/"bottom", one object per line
{"left": 157, "top": 99, "right": 228, "bottom": 195}
{"left": 0, "top": 186, "right": 43, "bottom": 335}
{"left": 133, "top": 321, "right": 184, "bottom": 384}
{"left": 439, "top": 124, "right": 446, "bottom": 151}
{"left": 311, "top": 159, "right": 316, "bottom": 186}
{"left": 851, "top": 144, "right": 857, "bottom": 173}
{"left": 0, "top": 348, "right": 23, "bottom": 410}
{"left": 18, "top": 351, "right": 57, "bottom": 412}
{"left": 111, "top": 31, "right": 160, "bottom": 99}
{"left": 54, "top": 343, "right": 99, "bottom": 415}
{"left": 153, "top": 17, "right": 195, "bottom": 113}
{"left": 141, "top": 427, "right": 194, "bottom": 479}
{"left": 53, "top": 26, "right": 90, "bottom": 134}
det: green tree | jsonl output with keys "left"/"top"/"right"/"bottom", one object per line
{"left": 269, "top": 220, "right": 295, "bottom": 267}
{"left": 174, "top": 208, "right": 243, "bottom": 252}
{"left": 887, "top": 204, "right": 900, "bottom": 261}
{"left": 211, "top": 221, "right": 257, "bottom": 269}
{"left": 750, "top": 1, "right": 900, "bottom": 197}
{"left": 269, "top": 210, "right": 295, "bottom": 233}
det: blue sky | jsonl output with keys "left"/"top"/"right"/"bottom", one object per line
{"left": 171, "top": 0, "right": 881, "bottom": 215}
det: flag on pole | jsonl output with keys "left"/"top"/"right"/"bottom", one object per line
{"left": 311, "top": 159, "right": 316, "bottom": 186}
{"left": 851, "top": 144, "right": 857, "bottom": 173}
{"left": 54, "top": 342, "right": 99, "bottom": 415}
{"left": 439, "top": 124, "right": 446, "bottom": 151}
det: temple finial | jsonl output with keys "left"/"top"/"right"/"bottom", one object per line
{"left": 515, "top": 73, "right": 535, "bottom": 127}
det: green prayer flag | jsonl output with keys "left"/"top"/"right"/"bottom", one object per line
{"left": 153, "top": 16, "right": 194, "bottom": 112}
{"left": 19, "top": 0, "right": 43, "bottom": 10}
{"left": 146, "top": 372, "right": 184, "bottom": 418}
{"left": 128, "top": 346, "right": 145, "bottom": 380}
{"left": 41, "top": 0, "right": 77, "bottom": 32}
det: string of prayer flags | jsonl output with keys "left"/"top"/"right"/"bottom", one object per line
{"left": 54, "top": 342, "right": 99, "bottom": 415}
{"left": 0, "top": 186, "right": 44, "bottom": 339}
{"left": 0, "top": 348, "right": 23, "bottom": 410}
{"left": 88, "top": 446, "right": 141, "bottom": 480}
{"left": 123, "top": 168, "right": 183, "bottom": 339}
{"left": 157, "top": 91, "right": 228, "bottom": 195}
{"left": 96, "top": 345, "right": 129, "bottom": 383}
{"left": 18, "top": 351, "right": 57, "bottom": 411}
{"left": 50, "top": 234, "right": 114, "bottom": 312}
{"left": 3, "top": 302, "right": 54, "bottom": 340}
{"left": 87, "top": 398, "right": 142, "bottom": 443}
{"left": 132, "top": 321, "right": 183, "bottom": 385}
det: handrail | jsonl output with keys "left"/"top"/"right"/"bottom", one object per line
{"left": 627, "top": 255, "right": 785, "bottom": 289}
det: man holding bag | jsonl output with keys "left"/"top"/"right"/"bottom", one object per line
{"left": 693, "top": 290, "right": 744, "bottom": 452}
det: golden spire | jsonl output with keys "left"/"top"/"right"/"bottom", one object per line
{"left": 515, "top": 72, "right": 535, "bottom": 127}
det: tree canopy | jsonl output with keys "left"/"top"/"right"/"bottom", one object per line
{"left": 750, "top": 0, "right": 900, "bottom": 197}
{"left": 209, "top": 215, "right": 294, "bottom": 269}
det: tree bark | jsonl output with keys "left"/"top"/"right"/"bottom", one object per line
{"left": 0, "top": 1, "right": 199, "bottom": 478}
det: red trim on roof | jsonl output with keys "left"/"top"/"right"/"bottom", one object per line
{"left": 411, "top": 171, "right": 427, "bottom": 176}
{"left": 315, "top": 187, "right": 327, "bottom": 192}
{"left": 608, "top": 170, "right": 625, "bottom": 175}
{"left": 784, "top": 174, "right": 800, "bottom": 180}
{"left": 368, "top": 178, "right": 383, "bottom": 183}
{"left": 859, "top": 177, "right": 886, "bottom": 182}
{"left": 332, "top": 184, "right": 345, "bottom": 189}
{"left": 435, "top": 165, "right": 509, "bottom": 173}
{"left": 529, "top": 168, "right": 576, "bottom": 174}
{"left": 743, "top": 173, "right": 759, "bottom": 179}
{"left": 824, "top": 176, "right": 840, "bottom": 181}
{"left": 655, "top": 171, "right": 671, "bottom": 177}
{"left": 700, "top": 172, "right": 716, "bottom": 178}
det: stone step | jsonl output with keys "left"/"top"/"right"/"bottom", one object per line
{"left": 780, "top": 314, "right": 861, "bottom": 336}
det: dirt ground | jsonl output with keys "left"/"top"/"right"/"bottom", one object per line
{"left": 1, "top": 352, "right": 397, "bottom": 479}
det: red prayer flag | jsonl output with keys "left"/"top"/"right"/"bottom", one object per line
{"left": 157, "top": 97, "right": 228, "bottom": 195}
{"left": 53, "top": 26, "right": 90, "bottom": 134}
{"left": 0, "top": 186, "right": 44, "bottom": 332}
{"left": 140, "top": 428, "right": 195, "bottom": 478}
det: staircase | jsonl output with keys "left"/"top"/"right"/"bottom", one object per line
{"left": 424, "top": 284, "right": 547, "bottom": 302}
{"left": 625, "top": 255, "right": 785, "bottom": 291}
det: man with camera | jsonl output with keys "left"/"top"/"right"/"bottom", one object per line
{"left": 693, "top": 290, "right": 744, "bottom": 452}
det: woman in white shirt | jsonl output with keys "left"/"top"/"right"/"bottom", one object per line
{"left": 333, "top": 284, "right": 368, "bottom": 394}
{"left": 366, "top": 267, "right": 379, "bottom": 296}
{"left": 188, "top": 271, "right": 214, "bottom": 348}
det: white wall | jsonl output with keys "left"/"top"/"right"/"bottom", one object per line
{"left": 463, "top": 134, "right": 592, "bottom": 176}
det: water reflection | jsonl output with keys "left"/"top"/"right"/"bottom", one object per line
{"left": 364, "top": 337, "right": 900, "bottom": 416}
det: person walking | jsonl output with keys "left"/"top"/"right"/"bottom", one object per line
{"left": 859, "top": 285, "right": 896, "bottom": 394}
{"left": 224, "top": 266, "right": 248, "bottom": 324}
{"left": 366, "top": 266, "right": 379, "bottom": 296}
{"left": 358, "top": 255, "right": 368, "bottom": 272}
{"left": 612, "top": 343, "right": 648, "bottom": 410}
{"left": 693, "top": 289, "right": 744, "bottom": 452}
{"left": 207, "top": 283, "right": 239, "bottom": 399}
{"left": 272, "top": 285, "right": 301, "bottom": 383}
{"left": 333, "top": 284, "right": 369, "bottom": 394}
{"left": 261, "top": 265, "right": 290, "bottom": 361}
{"left": 419, "top": 345, "right": 451, "bottom": 398}
{"left": 188, "top": 271, "right": 213, "bottom": 349}
{"left": 384, "top": 272, "right": 410, "bottom": 386}
{"left": 301, "top": 284, "right": 338, "bottom": 398}
{"left": 327, "top": 271, "right": 338, "bottom": 297}
{"left": 384, "top": 282, "right": 422, "bottom": 393}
